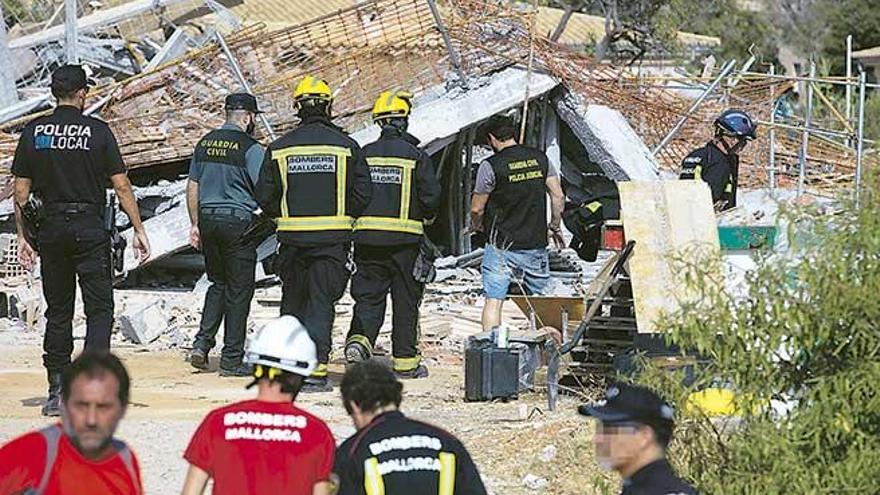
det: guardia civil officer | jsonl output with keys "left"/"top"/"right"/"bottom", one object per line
{"left": 11, "top": 65, "right": 150, "bottom": 416}
{"left": 256, "top": 75, "right": 372, "bottom": 392}
{"left": 679, "top": 110, "right": 757, "bottom": 212}
{"left": 187, "top": 93, "right": 265, "bottom": 377}
{"left": 344, "top": 91, "right": 440, "bottom": 379}
{"left": 580, "top": 383, "right": 697, "bottom": 495}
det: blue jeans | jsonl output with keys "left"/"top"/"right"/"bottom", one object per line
{"left": 481, "top": 244, "right": 550, "bottom": 299}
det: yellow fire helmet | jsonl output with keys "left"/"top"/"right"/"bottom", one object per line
{"left": 372, "top": 90, "right": 414, "bottom": 122}
{"left": 293, "top": 75, "right": 333, "bottom": 103}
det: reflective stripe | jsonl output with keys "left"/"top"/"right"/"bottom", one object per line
{"left": 584, "top": 201, "right": 602, "bottom": 213}
{"left": 725, "top": 182, "right": 733, "bottom": 193}
{"left": 438, "top": 452, "right": 456, "bottom": 495}
{"left": 273, "top": 145, "right": 352, "bottom": 231}
{"left": 364, "top": 457, "right": 385, "bottom": 495}
{"left": 694, "top": 165, "right": 703, "bottom": 181}
{"left": 311, "top": 363, "right": 328, "bottom": 378}
{"left": 355, "top": 156, "right": 420, "bottom": 235}
{"left": 354, "top": 217, "right": 424, "bottom": 234}
{"left": 393, "top": 356, "right": 421, "bottom": 372}
{"left": 346, "top": 334, "right": 374, "bottom": 354}
{"left": 277, "top": 216, "right": 354, "bottom": 231}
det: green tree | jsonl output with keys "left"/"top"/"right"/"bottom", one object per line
{"left": 635, "top": 187, "right": 880, "bottom": 493}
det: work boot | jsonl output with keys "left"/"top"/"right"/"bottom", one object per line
{"left": 41, "top": 371, "right": 62, "bottom": 417}
{"left": 395, "top": 364, "right": 429, "bottom": 380}
{"left": 219, "top": 363, "right": 253, "bottom": 377}
{"left": 190, "top": 348, "right": 209, "bottom": 371}
{"left": 344, "top": 341, "right": 371, "bottom": 365}
{"left": 301, "top": 376, "right": 333, "bottom": 393}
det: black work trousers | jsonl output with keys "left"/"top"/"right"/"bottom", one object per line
{"left": 38, "top": 212, "right": 113, "bottom": 373}
{"left": 277, "top": 243, "right": 350, "bottom": 365}
{"left": 348, "top": 243, "right": 423, "bottom": 368}
{"left": 193, "top": 213, "right": 256, "bottom": 369}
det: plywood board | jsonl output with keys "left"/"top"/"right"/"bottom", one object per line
{"left": 619, "top": 181, "right": 719, "bottom": 333}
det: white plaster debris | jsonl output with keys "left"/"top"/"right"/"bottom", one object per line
{"left": 555, "top": 96, "right": 660, "bottom": 182}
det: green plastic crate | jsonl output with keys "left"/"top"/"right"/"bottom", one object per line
{"left": 718, "top": 225, "right": 778, "bottom": 251}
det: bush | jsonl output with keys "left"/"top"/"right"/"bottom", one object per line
{"left": 636, "top": 185, "right": 880, "bottom": 493}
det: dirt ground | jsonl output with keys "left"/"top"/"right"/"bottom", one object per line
{"left": 0, "top": 314, "right": 616, "bottom": 495}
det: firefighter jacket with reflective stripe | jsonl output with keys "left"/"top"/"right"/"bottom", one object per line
{"left": 256, "top": 115, "right": 372, "bottom": 246}
{"left": 354, "top": 127, "right": 441, "bottom": 246}
{"left": 334, "top": 411, "right": 487, "bottom": 495}
{"left": 485, "top": 145, "right": 550, "bottom": 250}
{"left": 679, "top": 142, "right": 738, "bottom": 210}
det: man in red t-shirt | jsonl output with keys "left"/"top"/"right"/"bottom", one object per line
{"left": 181, "top": 316, "right": 336, "bottom": 495}
{"left": 0, "top": 351, "right": 142, "bottom": 495}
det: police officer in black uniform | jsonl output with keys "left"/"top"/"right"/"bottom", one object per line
{"left": 344, "top": 91, "right": 441, "bottom": 379}
{"left": 580, "top": 383, "right": 697, "bottom": 495}
{"left": 334, "top": 360, "right": 488, "bottom": 495}
{"left": 187, "top": 93, "right": 265, "bottom": 376}
{"left": 11, "top": 65, "right": 150, "bottom": 416}
{"left": 679, "top": 109, "right": 757, "bottom": 212}
{"left": 256, "top": 75, "right": 372, "bottom": 392}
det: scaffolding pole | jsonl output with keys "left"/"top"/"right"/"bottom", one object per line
{"left": 855, "top": 70, "right": 866, "bottom": 207}
{"left": 426, "top": 0, "right": 468, "bottom": 88}
{"left": 797, "top": 62, "right": 815, "bottom": 197}
{"left": 215, "top": 32, "right": 277, "bottom": 141}
{"left": 65, "top": 0, "right": 78, "bottom": 63}
{"left": 652, "top": 59, "right": 736, "bottom": 156}
{"left": 0, "top": 2, "right": 19, "bottom": 107}
{"left": 845, "top": 34, "right": 853, "bottom": 147}
{"left": 769, "top": 65, "right": 776, "bottom": 189}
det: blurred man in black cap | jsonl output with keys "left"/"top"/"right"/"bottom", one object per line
{"left": 579, "top": 383, "right": 697, "bottom": 495}
{"left": 187, "top": 92, "right": 265, "bottom": 377}
{"left": 12, "top": 64, "right": 151, "bottom": 417}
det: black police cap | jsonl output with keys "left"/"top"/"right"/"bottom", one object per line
{"left": 225, "top": 93, "right": 262, "bottom": 113}
{"left": 578, "top": 383, "right": 675, "bottom": 434}
{"left": 51, "top": 65, "right": 94, "bottom": 93}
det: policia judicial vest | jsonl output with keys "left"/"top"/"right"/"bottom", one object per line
{"left": 485, "top": 145, "right": 549, "bottom": 251}
{"left": 263, "top": 116, "right": 370, "bottom": 246}
{"left": 354, "top": 128, "right": 440, "bottom": 246}
{"left": 191, "top": 127, "right": 260, "bottom": 213}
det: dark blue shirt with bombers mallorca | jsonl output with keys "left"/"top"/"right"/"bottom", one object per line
{"left": 188, "top": 123, "right": 265, "bottom": 214}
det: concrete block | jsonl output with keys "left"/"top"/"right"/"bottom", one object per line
{"left": 554, "top": 95, "right": 660, "bottom": 182}
{"left": 118, "top": 300, "right": 171, "bottom": 344}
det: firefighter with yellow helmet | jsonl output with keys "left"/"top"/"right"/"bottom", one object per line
{"left": 344, "top": 90, "right": 441, "bottom": 378}
{"left": 256, "top": 75, "right": 372, "bottom": 392}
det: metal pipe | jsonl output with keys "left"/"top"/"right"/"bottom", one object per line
{"left": 64, "top": 0, "right": 78, "bottom": 63}
{"left": 215, "top": 32, "right": 277, "bottom": 141}
{"left": 754, "top": 119, "right": 852, "bottom": 140}
{"left": 769, "top": 65, "right": 776, "bottom": 189}
{"left": 846, "top": 35, "right": 853, "bottom": 147}
{"left": 0, "top": 2, "right": 19, "bottom": 107}
{"left": 426, "top": 0, "right": 468, "bottom": 88}
{"left": 797, "top": 62, "right": 815, "bottom": 197}
{"left": 737, "top": 72, "right": 857, "bottom": 86}
{"left": 855, "top": 70, "right": 866, "bottom": 207}
{"left": 652, "top": 59, "right": 736, "bottom": 156}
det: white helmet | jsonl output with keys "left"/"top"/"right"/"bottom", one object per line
{"left": 244, "top": 316, "right": 317, "bottom": 377}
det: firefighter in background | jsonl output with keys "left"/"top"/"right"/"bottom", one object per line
{"left": 679, "top": 109, "right": 757, "bottom": 212}
{"left": 344, "top": 91, "right": 441, "bottom": 379}
{"left": 256, "top": 76, "right": 372, "bottom": 392}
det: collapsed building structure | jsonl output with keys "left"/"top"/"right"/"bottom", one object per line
{"left": 0, "top": 0, "right": 875, "bottom": 340}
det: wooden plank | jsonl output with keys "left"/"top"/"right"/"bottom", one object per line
{"left": 618, "top": 181, "right": 719, "bottom": 333}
